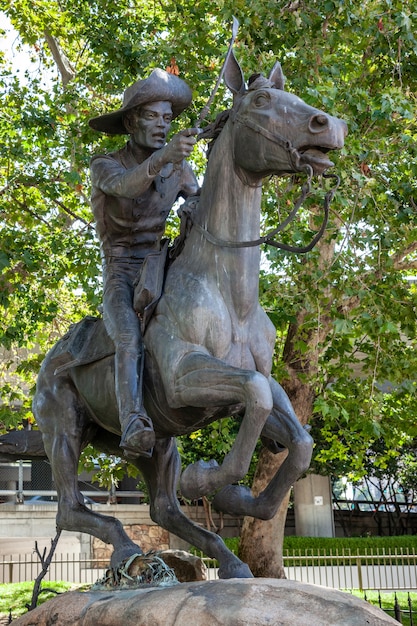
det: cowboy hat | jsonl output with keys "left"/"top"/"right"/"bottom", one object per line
{"left": 89, "top": 69, "right": 192, "bottom": 135}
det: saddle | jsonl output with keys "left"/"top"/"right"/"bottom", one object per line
{"left": 53, "top": 316, "right": 115, "bottom": 374}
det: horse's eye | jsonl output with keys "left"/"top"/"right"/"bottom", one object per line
{"left": 254, "top": 93, "right": 270, "bottom": 108}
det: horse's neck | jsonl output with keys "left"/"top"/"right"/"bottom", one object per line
{"left": 187, "top": 122, "right": 263, "bottom": 318}
{"left": 197, "top": 122, "right": 262, "bottom": 242}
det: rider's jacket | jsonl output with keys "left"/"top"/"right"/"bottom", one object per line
{"left": 90, "top": 140, "right": 198, "bottom": 264}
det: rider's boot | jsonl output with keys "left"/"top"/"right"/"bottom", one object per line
{"left": 120, "top": 409, "right": 155, "bottom": 460}
{"left": 116, "top": 346, "right": 155, "bottom": 459}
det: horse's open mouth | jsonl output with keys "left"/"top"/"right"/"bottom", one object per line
{"left": 298, "top": 147, "right": 334, "bottom": 174}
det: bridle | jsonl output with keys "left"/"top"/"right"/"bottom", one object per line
{"left": 191, "top": 108, "right": 340, "bottom": 254}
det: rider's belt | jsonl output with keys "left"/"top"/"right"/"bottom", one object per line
{"left": 105, "top": 250, "right": 153, "bottom": 264}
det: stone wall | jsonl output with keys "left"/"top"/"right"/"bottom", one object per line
{"left": 92, "top": 524, "right": 170, "bottom": 566}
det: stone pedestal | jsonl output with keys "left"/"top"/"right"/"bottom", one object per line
{"left": 13, "top": 578, "right": 397, "bottom": 625}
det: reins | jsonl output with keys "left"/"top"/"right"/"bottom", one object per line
{"left": 190, "top": 159, "right": 340, "bottom": 253}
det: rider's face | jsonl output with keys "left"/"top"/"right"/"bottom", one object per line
{"left": 124, "top": 101, "right": 173, "bottom": 150}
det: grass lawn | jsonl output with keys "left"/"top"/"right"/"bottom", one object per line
{"left": 0, "top": 581, "right": 80, "bottom": 621}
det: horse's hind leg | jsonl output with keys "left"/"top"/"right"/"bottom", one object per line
{"left": 137, "top": 437, "right": 253, "bottom": 579}
{"left": 34, "top": 371, "right": 140, "bottom": 566}
{"left": 212, "top": 377, "right": 313, "bottom": 519}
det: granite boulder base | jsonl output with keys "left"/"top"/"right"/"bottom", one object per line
{"left": 13, "top": 578, "right": 397, "bottom": 625}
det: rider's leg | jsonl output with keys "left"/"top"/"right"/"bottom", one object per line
{"left": 103, "top": 264, "right": 155, "bottom": 458}
{"left": 115, "top": 334, "right": 155, "bottom": 457}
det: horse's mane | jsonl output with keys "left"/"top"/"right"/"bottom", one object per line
{"left": 199, "top": 109, "right": 231, "bottom": 159}
{"left": 169, "top": 109, "right": 233, "bottom": 262}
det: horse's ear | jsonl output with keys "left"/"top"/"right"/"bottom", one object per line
{"left": 224, "top": 48, "right": 246, "bottom": 98}
{"left": 269, "top": 61, "right": 285, "bottom": 90}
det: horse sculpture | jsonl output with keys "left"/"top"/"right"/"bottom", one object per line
{"left": 31, "top": 50, "right": 347, "bottom": 579}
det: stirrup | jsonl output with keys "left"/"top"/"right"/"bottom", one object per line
{"left": 120, "top": 412, "right": 155, "bottom": 459}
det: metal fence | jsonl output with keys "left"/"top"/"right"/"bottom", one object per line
{"left": 1, "top": 553, "right": 108, "bottom": 585}
{"left": 368, "top": 591, "right": 417, "bottom": 624}
{"left": 283, "top": 548, "right": 417, "bottom": 591}
{"left": 1, "top": 548, "right": 417, "bottom": 591}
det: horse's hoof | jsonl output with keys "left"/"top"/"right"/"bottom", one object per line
{"left": 212, "top": 484, "right": 253, "bottom": 517}
{"left": 110, "top": 544, "right": 143, "bottom": 570}
{"left": 180, "top": 459, "right": 219, "bottom": 500}
{"left": 218, "top": 560, "right": 253, "bottom": 579}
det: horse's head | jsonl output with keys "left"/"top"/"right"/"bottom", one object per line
{"left": 224, "top": 51, "right": 347, "bottom": 180}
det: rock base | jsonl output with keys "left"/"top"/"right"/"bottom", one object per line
{"left": 12, "top": 578, "right": 397, "bottom": 625}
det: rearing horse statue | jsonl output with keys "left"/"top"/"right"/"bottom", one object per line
{"left": 32, "top": 50, "right": 347, "bottom": 579}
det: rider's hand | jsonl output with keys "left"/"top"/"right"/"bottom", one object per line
{"left": 159, "top": 128, "right": 198, "bottom": 165}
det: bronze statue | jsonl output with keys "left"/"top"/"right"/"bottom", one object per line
{"left": 89, "top": 69, "right": 199, "bottom": 459}
{"left": 31, "top": 48, "right": 347, "bottom": 578}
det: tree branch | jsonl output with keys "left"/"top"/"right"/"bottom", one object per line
{"left": 26, "top": 530, "right": 62, "bottom": 612}
{"left": 10, "top": 194, "right": 51, "bottom": 227}
{"left": 43, "top": 31, "right": 75, "bottom": 86}
{"left": 54, "top": 198, "right": 91, "bottom": 227}
{"left": 391, "top": 241, "right": 417, "bottom": 270}
{"left": 394, "top": 259, "right": 417, "bottom": 271}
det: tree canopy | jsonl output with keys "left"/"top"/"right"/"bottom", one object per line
{"left": 1, "top": 0, "right": 417, "bottom": 484}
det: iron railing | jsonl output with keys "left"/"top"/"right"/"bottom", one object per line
{"left": 283, "top": 548, "right": 417, "bottom": 591}
{"left": 1, "top": 547, "right": 417, "bottom": 590}
{"left": 2, "top": 550, "right": 417, "bottom": 624}
{"left": 0, "top": 489, "right": 145, "bottom": 504}
{"left": 1, "top": 553, "right": 108, "bottom": 585}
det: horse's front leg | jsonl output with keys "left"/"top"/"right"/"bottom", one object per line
{"left": 212, "top": 376, "right": 313, "bottom": 519}
{"left": 173, "top": 352, "right": 273, "bottom": 500}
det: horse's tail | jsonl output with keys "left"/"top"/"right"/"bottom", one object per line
{"left": 0, "top": 429, "right": 46, "bottom": 461}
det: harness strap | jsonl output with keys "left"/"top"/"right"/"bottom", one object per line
{"left": 191, "top": 172, "right": 340, "bottom": 253}
{"left": 233, "top": 112, "right": 301, "bottom": 171}
{"left": 234, "top": 112, "right": 292, "bottom": 151}
{"left": 192, "top": 104, "right": 340, "bottom": 253}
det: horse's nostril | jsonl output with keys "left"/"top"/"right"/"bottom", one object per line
{"left": 310, "top": 114, "right": 329, "bottom": 132}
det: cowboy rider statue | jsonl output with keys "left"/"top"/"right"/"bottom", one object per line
{"left": 89, "top": 69, "right": 199, "bottom": 459}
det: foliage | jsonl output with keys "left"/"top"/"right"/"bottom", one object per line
{"left": 332, "top": 440, "right": 417, "bottom": 535}
{"left": 0, "top": 0, "right": 416, "bottom": 484}
{"left": 225, "top": 534, "right": 417, "bottom": 567}
{"left": 80, "top": 444, "right": 149, "bottom": 499}
{"left": 334, "top": 440, "right": 417, "bottom": 507}
{"left": 216, "top": 536, "right": 417, "bottom": 579}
